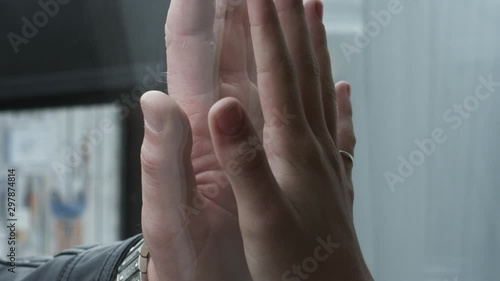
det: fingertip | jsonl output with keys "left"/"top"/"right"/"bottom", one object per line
{"left": 304, "top": 0, "right": 323, "bottom": 22}
{"left": 140, "top": 90, "right": 167, "bottom": 107}
{"left": 208, "top": 97, "right": 266, "bottom": 180}
{"left": 335, "top": 82, "right": 352, "bottom": 114}
{"left": 209, "top": 97, "right": 246, "bottom": 137}
{"left": 335, "top": 81, "right": 351, "bottom": 97}
{"left": 316, "top": 0, "right": 324, "bottom": 21}
{"left": 140, "top": 92, "right": 163, "bottom": 134}
{"left": 140, "top": 91, "right": 189, "bottom": 133}
{"left": 217, "top": 102, "right": 245, "bottom": 136}
{"left": 140, "top": 92, "right": 192, "bottom": 169}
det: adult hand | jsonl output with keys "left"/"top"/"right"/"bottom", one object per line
{"left": 207, "top": 0, "right": 373, "bottom": 279}
{"left": 140, "top": 0, "right": 258, "bottom": 280}
{"left": 139, "top": 0, "right": 373, "bottom": 280}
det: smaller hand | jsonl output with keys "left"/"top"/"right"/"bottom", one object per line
{"left": 205, "top": 0, "right": 373, "bottom": 280}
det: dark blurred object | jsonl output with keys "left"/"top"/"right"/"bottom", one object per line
{"left": 0, "top": 0, "right": 169, "bottom": 102}
{"left": 0, "top": 0, "right": 172, "bottom": 239}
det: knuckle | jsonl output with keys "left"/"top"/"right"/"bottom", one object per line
{"left": 323, "top": 80, "right": 336, "bottom": 99}
{"left": 249, "top": 7, "right": 274, "bottom": 29}
{"left": 276, "top": 0, "right": 304, "bottom": 14}
{"left": 283, "top": 133, "right": 323, "bottom": 163}
{"left": 165, "top": 28, "right": 214, "bottom": 52}
{"left": 303, "top": 141, "right": 325, "bottom": 164}
{"left": 256, "top": 51, "right": 296, "bottom": 79}
{"left": 243, "top": 203, "right": 295, "bottom": 237}
{"left": 312, "top": 57, "right": 321, "bottom": 77}
{"left": 302, "top": 54, "right": 321, "bottom": 79}
{"left": 338, "top": 123, "right": 356, "bottom": 143}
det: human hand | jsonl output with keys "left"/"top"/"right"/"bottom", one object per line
{"left": 139, "top": 0, "right": 373, "bottom": 280}
{"left": 205, "top": 0, "right": 373, "bottom": 280}
{"left": 140, "top": 0, "right": 258, "bottom": 280}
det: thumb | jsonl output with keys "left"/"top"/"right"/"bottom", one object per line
{"left": 208, "top": 97, "right": 302, "bottom": 281}
{"left": 140, "top": 91, "right": 198, "bottom": 280}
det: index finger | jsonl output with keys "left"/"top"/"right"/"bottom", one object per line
{"left": 247, "top": 0, "right": 307, "bottom": 133}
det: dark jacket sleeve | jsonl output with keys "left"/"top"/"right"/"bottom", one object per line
{"left": 0, "top": 234, "right": 143, "bottom": 281}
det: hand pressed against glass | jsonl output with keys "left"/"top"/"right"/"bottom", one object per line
{"left": 139, "top": 0, "right": 372, "bottom": 280}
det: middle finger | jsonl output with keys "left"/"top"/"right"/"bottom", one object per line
{"left": 247, "top": 0, "right": 309, "bottom": 140}
{"left": 276, "top": 0, "right": 328, "bottom": 138}
{"left": 166, "top": 0, "right": 218, "bottom": 124}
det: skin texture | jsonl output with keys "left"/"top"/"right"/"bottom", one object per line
{"left": 139, "top": 0, "right": 374, "bottom": 280}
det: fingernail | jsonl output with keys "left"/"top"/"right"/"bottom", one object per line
{"left": 346, "top": 84, "right": 351, "bottom": 97}
{"left": 316, "top": 0, "right": 324, "bottom": 21}
{"left": 142, "top": 106, "right": 163, "bottom": 134}
{"left": 216, "top": 102, "right": 244, "bottom": 136}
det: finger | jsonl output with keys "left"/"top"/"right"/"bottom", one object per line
{"left": 209, "top": 98, "right": 303, "bottom": 280}
{"left": 276, "top": 0, "right": 328, "bottom": 137}
{"left": 218, "top": 1, "right": 255, "bottom": 111}
{"left": 208, "top": 97, "right": 302, "bottom": 280}
{"left": 247, "top": 0, "right": 308, "bottom": 136}
{"left": 166, "top": 0, "right": 218, "bottom": 128}
{"left": 208, "top": 97, "right": 291, "bottom": 226}
{"left": 217, "top": 2, "right": 264, "bottom": 139}
{"left": 241, "top": 1, "right": 257, "bottom": 84}
{"left": 140, "top": 91, "right": 199, "bottom": 280}
{"left": 336, "top": 82, "right": 355, "bottom": 179}
{"left": 305, "top": 0, "right": 338, "bottom": 144}
{"left": 219, "top": 2, "right": 248, "bottom": 82}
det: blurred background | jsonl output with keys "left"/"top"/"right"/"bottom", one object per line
{"left": 0, "top": 0, "right": 169, "bottom": 257}
{"left": 1, "top": 0, "right": 499, "bottom": 281}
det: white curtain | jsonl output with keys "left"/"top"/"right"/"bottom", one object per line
{"left": 326, "top": 0, "right": 500, "bottom": 280}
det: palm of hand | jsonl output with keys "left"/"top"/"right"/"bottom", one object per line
{"left": 163, "top": 2, "right": 261, "bottom": 279}
{"left": 178, "top": 82, "right": 260, "bottom": 281}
